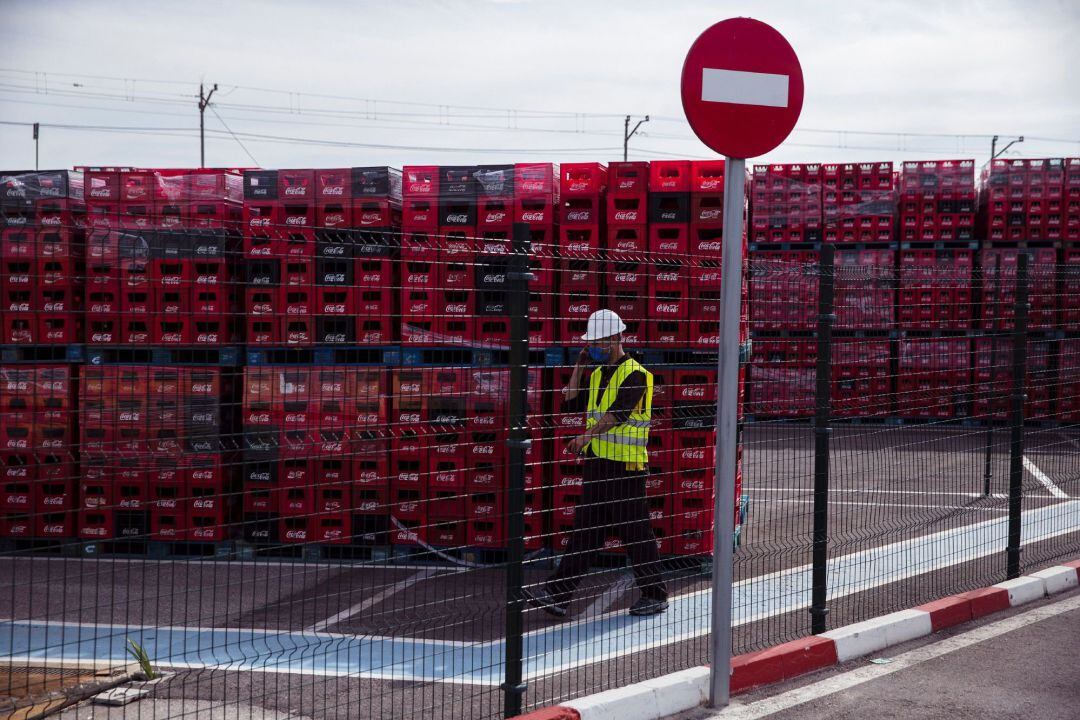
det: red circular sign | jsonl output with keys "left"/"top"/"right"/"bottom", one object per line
{"left": 681, "top": 18, "right": 804, "bottom": 159}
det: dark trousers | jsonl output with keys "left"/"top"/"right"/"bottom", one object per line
{"left": 546, "top": 457, "right": 668, "bottom": 606}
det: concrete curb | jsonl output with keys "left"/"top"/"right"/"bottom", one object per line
{"left": 510, "top": 559, "right": 1080, "bottom": 720}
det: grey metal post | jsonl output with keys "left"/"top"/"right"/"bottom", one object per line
{"left": 810, "top": 243, "right": 835, "bottom": 634}
{"left": 708, "top": 157, "right": 745, "bottom": 708}
{"left": 1006, "top": 252, "right": 1030, "bottom": 579}
{"left": 502, "top": 222, "right": 531, "bottom": 717}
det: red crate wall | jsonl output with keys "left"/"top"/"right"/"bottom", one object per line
{"left": 0, "top": 365, "right": 77, "bottom": 538}
{"left": 980, "top": 158, "right": 1066, "bottom": 243}
{"left": 898, "top": 160, "right": 976, "bottom": 243}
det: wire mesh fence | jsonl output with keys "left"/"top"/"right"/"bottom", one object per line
{"left": 0, "top": 160, "right": 1078, "bottom": 719}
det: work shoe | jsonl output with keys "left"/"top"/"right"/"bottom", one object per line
{"left": 522, "top": 586, "right": 568, "bottom": 619}
{"left": 628, "top": 597, "right": 669, "bottom": 616}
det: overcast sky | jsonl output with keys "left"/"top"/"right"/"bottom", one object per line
{"left": 1, "top": 0, "right": 1077, "bottom": 172}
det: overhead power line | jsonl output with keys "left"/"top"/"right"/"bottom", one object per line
{"left": 2, "top": 68, "right": 1076, "bottom": 146}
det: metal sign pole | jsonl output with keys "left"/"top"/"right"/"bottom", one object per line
{"left": 708, "top": 156, "right": 745, "bottom": 708}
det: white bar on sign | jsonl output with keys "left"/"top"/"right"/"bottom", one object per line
{"left": 701, "top": 68, "right": 789, "bottom": 108}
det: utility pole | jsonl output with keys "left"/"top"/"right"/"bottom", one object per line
{"left": 32, "top": 123, "right": 39, "bottom": 170}
{"left": 623, "top": 114, "right": 649, "bottom": 161}
{"left": 199, "top": 83, "right": 218, "bottom": 168}
{"left": 991, "top": 135, "right": 1024, "bottom": 161}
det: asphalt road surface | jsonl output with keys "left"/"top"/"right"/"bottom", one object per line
{"left": 2, "top": 424, "right": 1077, "bottom": 720}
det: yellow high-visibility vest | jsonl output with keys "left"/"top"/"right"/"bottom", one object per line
{"left": 586, "top": 357, "right": 653, "bottom": 466}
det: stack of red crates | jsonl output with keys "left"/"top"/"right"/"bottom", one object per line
{"left": 388, "top": 366, "right": 466, "bottom": 546}
{"left": 823, "top": 162, "right": 895, "bottom": 244}
{"left": 686, "top": 161, "right": 727, "bottom": 347}
{"left": 472, "top": 165, "right": 516, "bottom": 348}
{"left": 980, "top": 247, "right": 1057, "bottom": 332}
{"left": 242, "top": 366, "right": 387, "bottom": 546}
{"left": 310, "top": 167, "right": 401, "bottom": 345}
{"left": 749, "top": 248, "right": 819, "bottom": 333}
{"left": 972, "top": 337, "right": 1054, "bottom": 419}
{"left": 0, "top": 365, "right": 76, "bottom": 540}
{"left": 896, "top": 337, "right": 972, "bottom": 419}
{"left": 244, "top": 169, "right": 318, "bottom": 345}
{"left": 647, "top": 161, "right": 691, "bottom": 346}
{"left": 549, "top": 367, "right": 584, "bottom": 553}
{"left": 605, "top": 162, "right": 649, "bottom": 344}
{"left": 560, "top": 163, "right": 607, "bottom": 343}
{"left": 1, "top": 170, "right": 85, "bottom": 344}
{"left": 389, "top": 366, "right": 542, "bottom": 550}
{"left": 746, "top": 335, "right": 816, "bottom": 418}
{"left": 665, "top": 368, "right": 722, "bottom": 555}
{"left": 1066, "top": 158, "right": 1080, "bottom": 245}
{"left": 831, "top": 338, "right": 891, "bottom": 417}
{"left": 78, "top": 366, "right": 235, "bottom": 542}
{"left": 750, "top": 163, "right": 822, "bottom": 244}
{"left": 514, "top": 163, "right": 560, "bottom": 343}
{"left": 980, "top": 158, "right": 1065, "bottom": 243}
{"left": 898, "top": 160, "right": 976, "bottom": 244}
{"left": 84, "top": 168, "right": 241, "bottom": 345}
{"left": 897, "top": 247, "right": 975, "bottom": 330}
{"left": 400, "top": 165, "right": 475, "bottom": 343}
{"left": 1058, "top": 338, "right": 1080, "bottom": 421}
{"left": 833, "top": 247, "right": 895, "bottom": 330}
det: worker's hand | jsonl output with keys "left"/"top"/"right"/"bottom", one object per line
{"left": 576, "top": 347, "right": 590, "bottom": 367}
{"left": 566, "top": 434, "right": 590, "bottom": 456}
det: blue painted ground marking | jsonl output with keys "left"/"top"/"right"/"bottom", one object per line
{"left": 3, "top": 500, "right": 1076, "bottom": 684}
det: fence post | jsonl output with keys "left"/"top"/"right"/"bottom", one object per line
{"left": 810, "top": 243, "right": 835, "bottom": 634}
{"left": 1006, "top": 252, "right": 1030, "bottom": 580}
{"left": 502, "top": 222, "right": 532, "bottom": 718}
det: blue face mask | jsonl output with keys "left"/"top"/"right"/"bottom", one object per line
{"left": 588, "top": 346, "right": 610, "bottom": 363}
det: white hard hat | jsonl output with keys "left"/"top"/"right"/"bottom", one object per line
{"left": 580, "top": 309, "right": 627, "bottom": 341}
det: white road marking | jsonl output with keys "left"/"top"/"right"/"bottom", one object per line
{"left": 747, "top": 487, "right": 1048, "bottom": 500}
{"left": 1023, "top": 455, "right": 1070, "bottom": 498}
{"left": 708, "top": 591, "right": 1080, "bottom": 718}
{"left": 702, "top": 68, "right": 790, "bottom": 107}
{"left": 582, "top": 572, "right": 635, "bottom": 618}
{"left": 763, "top": 499, "right": 1008, "bottom": 514}
{"left": 304, "top": 568, "right": 437, "bottom": 633}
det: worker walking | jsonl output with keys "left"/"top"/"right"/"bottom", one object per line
{"left": 524, "top": 309, "right": 669, "bottom": 618}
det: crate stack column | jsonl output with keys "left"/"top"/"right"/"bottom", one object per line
{"left": 400, "top": 166, "right": 440, "bottom": 342}
{"left": 896, "top": 160, "right": 978, "bottom": 420}
{"left": 823, "top": 162, "right": 896, "bottom": 419}
{"left": 2, "top": 170, "right": 86, "bottom": 345}
{"left": 604, "top": 161, "right": 649, "bottom": 346}
{"left": 977, "top": 159, "right": 1063, "bottom": 420}
{"left": 1060, "top": 159, "right": 1080, "bottom": 421}
{"left": 747, "top": 163, "right": 822, "bottom": 419}
{"left": 647, "top": 161, "right": 691, "bottom": 348}
{"left": 0, "top": 365, "right": 78, "bottom": 541}
{"left": 687, "top": 160, "right": 726, "bottom": 348}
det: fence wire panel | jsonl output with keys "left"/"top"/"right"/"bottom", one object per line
{"left": 1, "top": 159, "right": 1079, "bottom": 720}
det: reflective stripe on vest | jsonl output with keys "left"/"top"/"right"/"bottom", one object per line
{"left": 585, "top": 357, "right": 653, "bottom": 465}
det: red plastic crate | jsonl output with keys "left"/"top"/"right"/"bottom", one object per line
{"left": 649, "top": 161, "right": 691, "bottom": 193}
{"left": 559, "top": 225, "right": 603, "bottom": 255}
{"left": 607, "top": 161, "right": 649, "bottom": 196}
{"left": 560, "top": 163, "right": 607, "bottom": 196}
{"left": 606, "top": 194, "right": 646, "bottom": 226}
{"left": 690, "top": 160, "right": 726, "bottom": 193}
{"left": 607, "top": 225, "right": 647, "bottom": 255}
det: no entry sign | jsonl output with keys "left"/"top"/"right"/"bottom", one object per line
{"left": 680, "top": 17, "right": 803, "bottom": 159}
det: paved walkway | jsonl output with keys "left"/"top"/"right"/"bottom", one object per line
{"left": 682, "top": 586, "right": 1080, "bottom": 720}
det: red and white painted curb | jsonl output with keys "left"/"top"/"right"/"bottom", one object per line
{"left": 511, "top": 559, "right": 1080, "bottom": 720}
